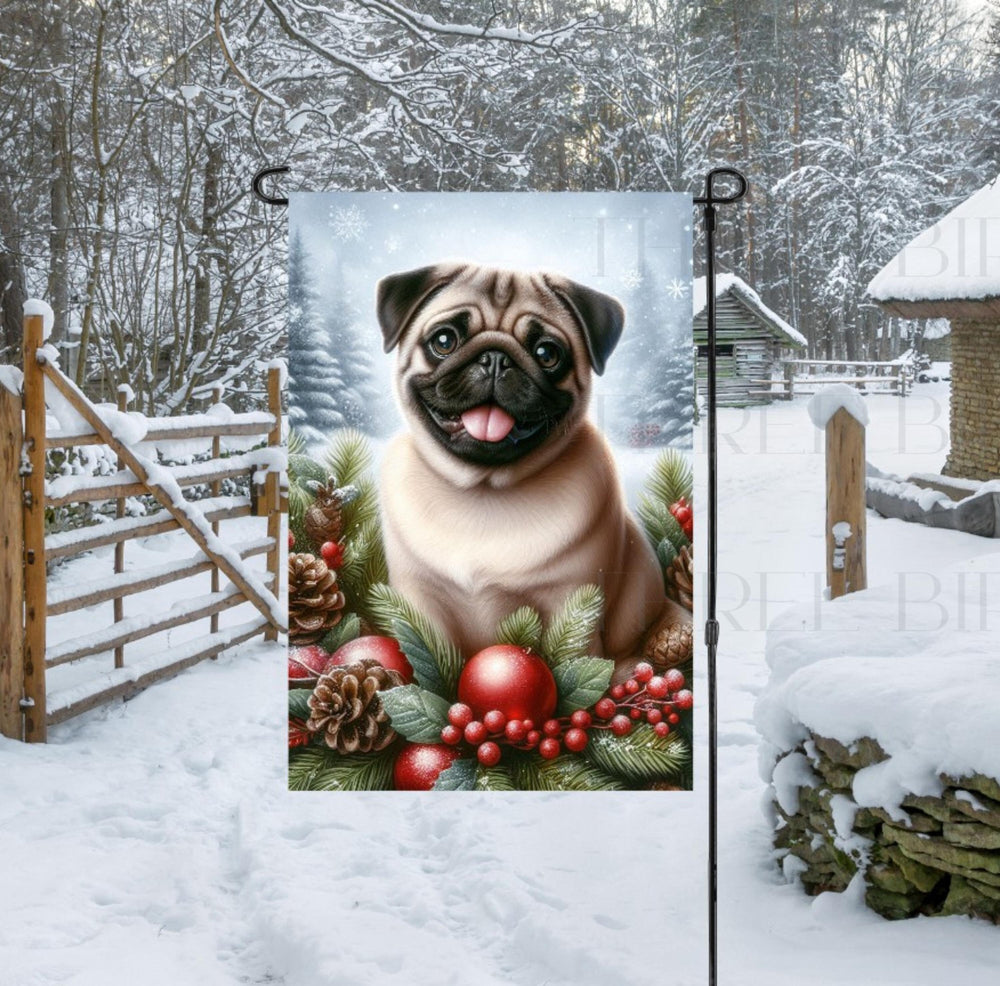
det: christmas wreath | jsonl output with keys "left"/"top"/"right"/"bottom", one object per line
{"left": 287, "top": 430, "right": 695, "bottom": 792}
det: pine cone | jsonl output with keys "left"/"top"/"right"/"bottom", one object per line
{"left": 664, "top": 544, "right": 694, "bottom": 612}
{"left": 288, "top": 552, "right": 346, "bottom": 645}
{"left": 307, "top": 658, "right": 404, "bottom": 754}
{"left": 304, "top": 480, "right": 345, "bottom": 547}
{"left": 643, "top": 616, "right": 694, "bottom": 672}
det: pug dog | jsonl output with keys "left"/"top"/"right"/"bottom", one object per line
{"left": 377, "top": 262, "right": 687, "bottom": 666}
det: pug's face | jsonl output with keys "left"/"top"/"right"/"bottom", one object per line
{"left": 377, "top": 263, "right": 624, "bottom": 483}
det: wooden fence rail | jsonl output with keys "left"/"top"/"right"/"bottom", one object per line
{"left": 0, "top": 313, "right": 286, "bottom": 742}
{"left": 749, "top": 358, "right": 912, "bottom": 401}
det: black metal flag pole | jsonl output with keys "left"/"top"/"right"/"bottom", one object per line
{"left": 694, "top": 167, "right": 748, "bottom": 986}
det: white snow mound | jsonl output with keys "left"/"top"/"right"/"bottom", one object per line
{"left": 807, "top": 384, "right": 870, "bottom": 429}
{"left": 24, "top": 298, "right": 55, "bottom": 340}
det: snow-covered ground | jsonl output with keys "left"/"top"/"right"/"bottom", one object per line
{"left": 2, "top": 380, "right": 998, "bottom": 985}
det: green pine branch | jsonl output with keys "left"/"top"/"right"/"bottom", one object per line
{"left": 288, "top": 746, "right": 396, "bottom": 791}
{"left": 512, "top": 752, "right": 627, "bottom": 791}
{"left": 586, "top": 724, "right": 689, "bottom": 784}
{"left": 540, "top": 584, "right": 604, "bottom": 667}
{"left": 495, "top": 606, "right": 543, "bottom": 651}
{"left": 645, "top": 449, "right": 693, "bottom": 509}
{"left": 323, "top": 429, "right": 373, "bottom": 489}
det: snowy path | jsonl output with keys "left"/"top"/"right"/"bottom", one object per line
{"left": 2, "top": 385, "right": 999, "bottom": 984}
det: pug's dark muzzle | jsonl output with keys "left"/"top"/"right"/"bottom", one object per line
{"left": 409, "top": 336, "right": 574, "bottom": 466}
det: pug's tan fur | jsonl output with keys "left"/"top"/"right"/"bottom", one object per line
{"left": 378, "top": 263, "right": 684, "bottom": 663}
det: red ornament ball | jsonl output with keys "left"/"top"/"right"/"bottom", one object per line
{"left": 288, "top": 644, "right": 332, "bottom": 681}
{"left": 331, "top": 636, "right": 413, "bottom": 683}
{"left": 393, "top": 743, "right": 461, "bottom": 790}
{"left": 457, "top": 645, "right": 557, "bottom": 725}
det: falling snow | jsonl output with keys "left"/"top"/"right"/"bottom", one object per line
{"left": 666, "top": 278, "right": 689, "bottom": 300}
{"left": 329, "top": 204, "right": 369, "bottom": 241}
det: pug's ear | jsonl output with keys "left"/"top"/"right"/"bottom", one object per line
{"left": 376, "top": 264, "right": 462, "bottom": 353}
{"left": 545, "top": 276, "right": 625, "bottom": 375}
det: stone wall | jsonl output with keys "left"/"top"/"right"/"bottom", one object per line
{"left": 773, "top": 733, "right": 1000, "bottom": 923}
{"left": 946, "top": 319, "right": 1000, "bottom": 481}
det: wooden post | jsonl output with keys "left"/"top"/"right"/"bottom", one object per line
{"left": 784, "top": 361, "right": 795, "bottom": 400}
{"left": 825, "top": 406, "right": 867, "bottom": 599}
{"left": 265, "top": 365, "right": 282, "bottom": 643}
{"left": 113, "top": 387, "right": 129, "bottom": 668}
{"left": 22, "top": 315, "right": 47, "bottom": 742}
{"left": 0, "top": 374, "right": 25, "bottom": 739}
{"left": 210, "top": 383, "right": 223, "bottom": 637}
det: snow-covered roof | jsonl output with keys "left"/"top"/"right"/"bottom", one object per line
{"left": 868, "top": 175, "right": 1000, "bottom": 305}
{"left": 693, "top": 273, "right": 806, "bottom": 347}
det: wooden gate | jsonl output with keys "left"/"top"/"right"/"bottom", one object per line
{"left": 0, "top": 314, "right": 287, "bottom": 742}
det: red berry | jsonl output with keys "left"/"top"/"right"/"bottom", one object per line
{"left": 630, "top": 707, "right": 642, "bottom": 720}
{"left": 664, "top": 669, "right": 686, "bottom": 691}
{"left": 646, "top": 676, "right": 669, "bottom": 699}
{"left": 440, "top": 724, "right": 463, "bottom": 746}
{"left": 483, "top": 709, "right": 507, "bottom": 734}
{"left": 610, "top": 715, "right": 632, "bottom": 737}
{"left": 654, "top": 722, "right": 671, "bottom": 738}
{"left": 538, "top": 738, "right": 561, "bottom": 760}
{"left": 570, "top": 710, "right": 592, "bottom": 729}
{"left": 610, "top": 684, "right": 626, "bottom": 701}
{"left": 673, "top": 689, "right": 694, "bottom": 711}
{"left": 594, "top": 697, "right": 617, "bottom": 720}
{"left": 288, "top": 531, "right": 295, "bottom": 549}
{"left": 522, "top": 719, "right": 534, "bottom": 732}
{"left": 646, "top": 708, "right": 663, "bottom": 725}
{"left": 504, "top": 719, "right": 527, "bottom": 743}
{"left": 477, "top": 741, "right": 502, "bottom": 767}
{"left": 464, "top": 721, "right": 488, "bottom": 745}
{"left": 668, "top": 712, "right": 680, "bottom": 725}
{"left": 320, "top": 540, "right": 343, "bottom": 568}
{"left": 624, "top": 678, "right": 640, "bottom": 695}
{"left": 525, "top": 730, "right": 541, "bottom": 747}
{"left": 542, "top": 719, "right": 562, "bottom": 738}
{"left": 448, "top": 703, "right": 474, "bottom": 728}
{"left": 634, "top": 662, "right": 654, "bottom": 683}
{"left": 564, "top": 728, "right": 588, "bottom": 752}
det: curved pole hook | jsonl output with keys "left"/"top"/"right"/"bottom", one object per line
{"left": 252, "top": 165, "right": 290, "bottom": 207}
{"left": 694, "top": 166, "right": 749, "bottom": 206}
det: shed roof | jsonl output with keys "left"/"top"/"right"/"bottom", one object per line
{"left": 693, "top": 273, "right": 806, "bottom": 347}
{"left": 867, "top": 174, "right": 1000, "bottom": 318}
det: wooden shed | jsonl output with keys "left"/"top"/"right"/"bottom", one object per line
{"left": 868, "top": 175, "right": 1000, "bottom": 480}
{"left": 693, "top": 274, "right": 806, "bottom": 406}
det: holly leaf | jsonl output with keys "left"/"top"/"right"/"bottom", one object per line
{"left": 433, "top": 757, "right": 477, "bottom": 791}
{"left": 512, "top": 753, "right": 626, "bottom": 791}
{"left": 586, "top": 724, "right": 689, "bottom": 784}
{"left": 475, "top": 764, "right": 517, "bottom": 791}
{"left": 540, "top": 584, "right": 604, "bottom": 667}
{"left": 656, "top": 537, "right": 678, "bottom": 571}
{"left": 552, "top": 657, "right": 614, "bottom": 715}
{"left": 288, "top": 747, "right": 395, "bottom": 791}
{"left": 288, "top": 688, "right": 312, "bottom": 721}
{"left": 495, "top": 606, "right": 543, "bottom": 651}
{"left": 367, "top": 583, "right": 463, "bottom": 698}
{"left": 379, "top": 684, "right": 450, "bottom": 743}
{"left": 320, "top": 613, "right": 361, "bottom": 654}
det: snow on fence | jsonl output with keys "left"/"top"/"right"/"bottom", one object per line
{"left": 0, "top": 313, "right": 287, "bottom": 742}
{"left": 751, "top": 358, "right": 912, "bottom": 401}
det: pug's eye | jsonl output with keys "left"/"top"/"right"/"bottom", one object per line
{"left": 427, "top": 325, "right": 460, "bottom": 359}
{"left": 533, "top": 339, "right": 564, "bottom": 371}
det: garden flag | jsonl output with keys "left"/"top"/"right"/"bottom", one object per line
{"left": 285, "top": 193, "right": 696, "bottom": 792}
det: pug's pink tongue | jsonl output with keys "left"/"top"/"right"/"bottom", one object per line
{"left": 460, "top": 404, "right": 515, "bottom": 442}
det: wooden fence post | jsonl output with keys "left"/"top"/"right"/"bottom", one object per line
{"left": 825, "top": 406, "right": 867, "bottom": 599}
{"left": 264, "top": 365, "right": 283, "bottom": 643}
{"left": 210, "top": 383, "right": 224, "bottom": 637}
{"left": 113, "top": 386, "right": 129, "bottom": 668}
{"left": 0, "top": 374, "right": 25, "bottom": 739}
{"left": 21, "top": 314, "right": 47, "bottom": 742}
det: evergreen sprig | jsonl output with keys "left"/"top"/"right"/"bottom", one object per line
{"left": 288, "top": 746, "right": 395, "bottom": 791}
{"left": 513, "top": 753, "right": 626, "bottom": 791}
{"left": 323, "top": 428, "right": 373, "bottom": 488}
{"left": 338, "top": 517, "right": 387, "bottom": 612}
{"left": 586, "top": 724, "right": 689, "bottom": 784}
{"left": 638, "top": 494, "right": 687, "bottom": 553}
{"left": 367, "top": 583, "right": 464, "bottom": 698}
{"left": 645, "top": 449, "right": 693, "bottom": 509}
{"left": 540, "top": 584, "right": 604, "bottom": 667}
{"left": 495, "top": 606, "right": 543, "bottom": 651}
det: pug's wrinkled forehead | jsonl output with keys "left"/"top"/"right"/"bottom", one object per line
{"left": 377, "top": 262, "right": 624, "bottom": 375}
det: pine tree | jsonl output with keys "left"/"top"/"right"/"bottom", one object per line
{"left": 287, "top": 230, "right": 347, "bottom": 445}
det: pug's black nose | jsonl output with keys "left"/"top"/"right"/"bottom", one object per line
{"left": 477, "top": 351, "right": 511, "bottom": 376}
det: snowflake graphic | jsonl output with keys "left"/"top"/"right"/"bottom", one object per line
{"left": 329, "top": 204, "right": 369, "bottom": 241}
{"left": 620, "top": 267, "right": 644, "bottom": 290}
{"left": 384, "top": 235, "right": 401, "bottom": 254}
{"left": 666, "top": 278, "right": 689, "bottom": 300}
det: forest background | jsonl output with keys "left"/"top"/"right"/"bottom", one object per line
{"left": 1, "top": 0, "right": 997, "bottom": 422}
